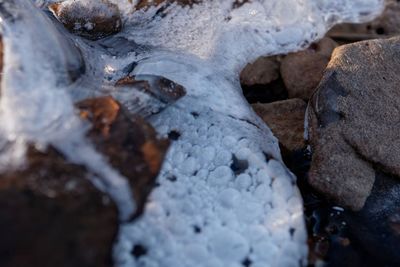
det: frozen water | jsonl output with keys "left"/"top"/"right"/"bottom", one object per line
{"left": 0, "top": 0, "right": 384, "bottom": 266}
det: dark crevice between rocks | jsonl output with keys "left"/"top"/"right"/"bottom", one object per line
{"left": 242, "top": 77, "right": 288, "bottom": 104}
{"left": 281, "top": 140, "right": 400, "bottom": 267}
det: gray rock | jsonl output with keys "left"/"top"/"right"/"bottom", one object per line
{"left": 307, "top": 36, "right": 400, "bottom": 210}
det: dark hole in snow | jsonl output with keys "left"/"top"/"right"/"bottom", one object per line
{"left": 131, "top": 244, "right": 148, "bottom": 259}
{"left": 241, "top": 78, "right": 288, "bottom": 104}
{"left": 242, "top": 257, "right": 252, "bottom": 267}
{"left": 230, "top": 155, "right": 249, "bottom": 175}
{"left": 263, "top": 152, "right": 274, "bottom": 162}
{"left": 290, "top": 227, "right": 296, "bottom": 237}
{"left": 310, "top": 42, "right": 319, "bottom": 51}
{"left": 168, "top": 130, "right": 181, "bottom": 140}
{"left": 167, "top": 175, "right": 177, "bottom": 182}
{"left": 193, "top": 225, "right": 202, "bottom": 234}
{"left": 191, "top": 111, "right": 199, "bottom": 118}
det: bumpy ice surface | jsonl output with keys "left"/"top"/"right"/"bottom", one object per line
{"left": 0, "top": 0, "right": 384, "bottom": 266}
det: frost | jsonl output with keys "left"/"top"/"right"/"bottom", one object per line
{"left": 0, "top": 0, "right": 385, "bottom": 266}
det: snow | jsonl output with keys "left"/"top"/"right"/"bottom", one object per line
{"left": 0, "top": 0, "right": 385, "bottom": 266}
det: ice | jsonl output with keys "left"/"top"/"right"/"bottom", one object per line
{"left": 0, "top": 0, "right": 385, "bottom": 266}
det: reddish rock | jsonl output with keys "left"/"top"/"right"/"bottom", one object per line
{"left": 0, "top": 96, "right": 170, "bottom": 266}
{"left": 50, "top": 0, "right": 122, "bottom": 40}
{"left": 0, "top": 147, "right": 118, "bottom": 267}
{"left": 77, "top": 96, "right": 170, "bottom": 217}
{"left": 240, "top": 56, "right": 280, "bottom": 87}
{"left": 114, "top": 74, "right": 186, "bottom": 118}
{"left": 280, "top": 37, "right": 337, "bottom": 100}
{"left": 252, "top": 98, "right": 306, "bottom": 154}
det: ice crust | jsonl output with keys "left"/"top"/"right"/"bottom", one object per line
{"left": 0, "top": 0, "right": 384, "bottom": 266}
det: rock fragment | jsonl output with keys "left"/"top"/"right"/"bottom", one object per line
{"left": 252, "top": 98, "right": 306, "bottom": 154}
{"left": 0, "top": 96, "right": 170, "bottom": 266}
{"left": 0, "top": 146, "right": 118, "bottom": 267}
{"left": 240, "top": 56, "right": 280, "bottom": 87}
{"left": 77, "top": 96, "right": 170, "bottom": 217}
{"left": 50, "top": 0, "right": 122, "bottom": 40}
{"left": 328, "top": 0, "right": 400, "bottom": 42}
{"left": 280, "top": 37, "right": 337, "bottom": 100}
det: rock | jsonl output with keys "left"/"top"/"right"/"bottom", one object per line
{"left": 307, "top": 36, "right": 400, "bottom": 210}
{"left": 134, "top": 0, "right": 201, "bottom": 10}
{"left": 328, "top": 0, "right": 400, "bottom": 42}
{"left": 280, "top": 37, "right": 337, "bottom": 100}
{"left": 114, "top": 74, "right": 187, "bottom": 118}
{"left": 240, "top": 56, "right": 280, "bottom": 87}
{"left": 252, "top": 98, "right": 306, "bottom": 154}
{"left": 341, "top": 171, "right": 400, "bottom": 266}
{"left": 0, "top": 146, "right": 118, "bottom": 267}
{"left": 50, "top": 0, "right": 122, "bottom": 40}
{"left": 0, "top": 96, "right": 170, "bottom": 266}
{"left": 307, "top": 171, "right": 400, "bottom": 267}
{"left": 77, "top": 96, "right": 170, "bottom": 217}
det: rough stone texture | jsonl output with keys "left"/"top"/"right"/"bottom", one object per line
{"left": 307, "top": 36, "right": 400, "bottom": 210}
{"left": 77, "top": 96, "right": 170, "bottom": 218}
{"left": 50, "top": 0, "right": 122, "bottom": 40}
{"left": 341, "top": 171, "right": 400, "bottom": 266}
{"left": 114, "top": 75, "right": 187, "bottom": 118}
{"left": 281, "top": 37, "right": 337, "bottom": 100}
{"left": 240, "top": 56, "right": 280, "bottom": 87}
{"left": 328, "top": 0, "right": 400, "bottom": 42}
{"left": 0, "top": 146, "right": 118, "bottom": 267}
{"left": 252, "top": 98, "right": 306, "bottom": 154}
{"left": 0, "top": 96, "right": 170, "bottom": 267}
{"left": 304, "top": 171, "right": 400, "bottom": 267}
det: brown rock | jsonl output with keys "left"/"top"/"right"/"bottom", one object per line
{"left": 0, "top": 96, "right": 170, "bottom": 266}
{"left": 252, "top": 98, "right": 306, "bottom": 153}
{"left": 240, "top": 56, "right": 280, "bottom": 87}
{"left": 50, "top": 0, "right": 122, "bottom": 40}
{"left": 114, "top": 74, "right": 186, "bottom": 118}
{"left": 134, "top": 0, "right": 201, "bottom": 10}
{"left": 77, "top": 96, "right": 170, "bottom": 217}
{"left": 328, "top": 0, "right": 400, "bottom": 42}
{"left": 307, "top": 36, "right": 400, "bottom": 210}
{"left": 280, "top": 37, "right": 337, "bottom": 100}
{"left": 0, "top": 146, "right": 118, "bottom": 267}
